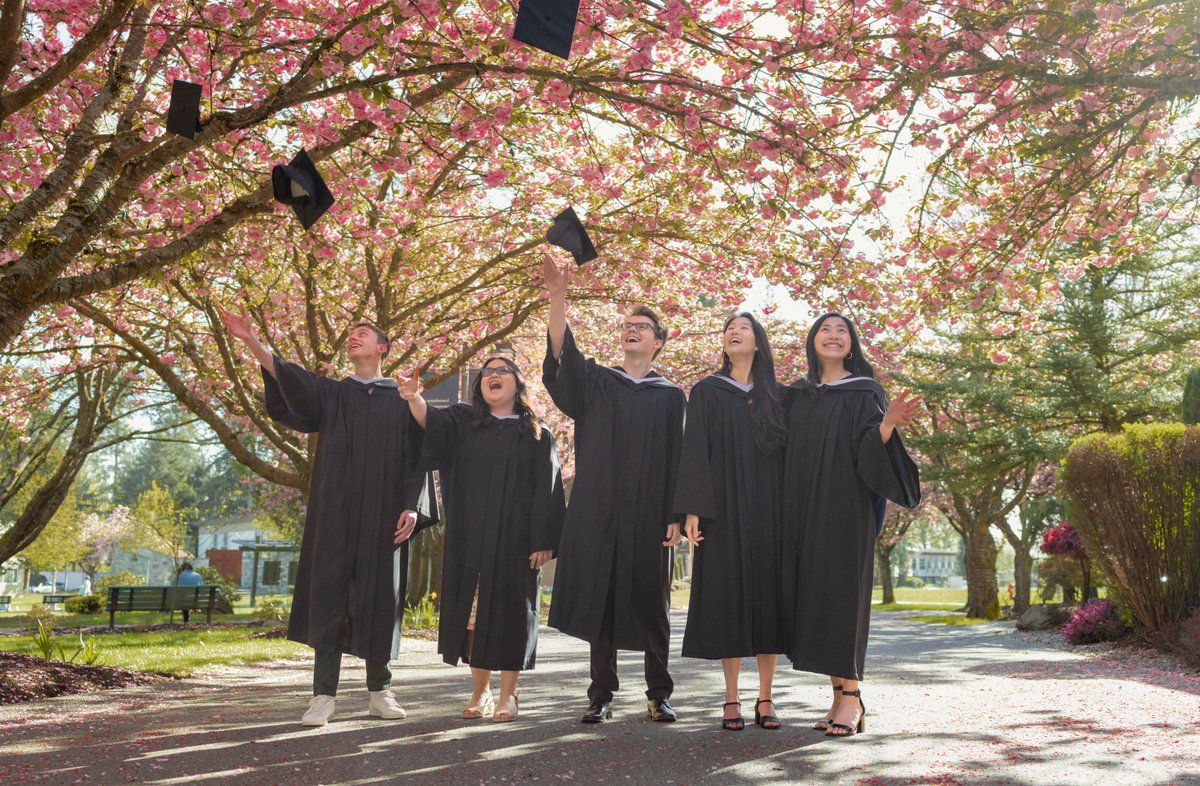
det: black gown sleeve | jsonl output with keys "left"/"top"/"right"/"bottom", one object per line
{"left": 672, "top": 381, "right": 720, "bottom": 522}
{"left": 661, "top": 389, "right": 686, "bottom": 528}
{"left": 404, "top": 404, "right": 447, "bottom": 533}
{"left": 528, "top": 425, "right": 567, "bottom": 555}
{"left": 850, "top": 391, "right": 921, "bottom": 510}
{"left": 262, "top": 356, "right": 322, "bottom": 432}
{"left": 410, "top": 403, "right": 471, "bottom": 472}
{"left": 542, "top": 324, "right": 596, "bottom": 420}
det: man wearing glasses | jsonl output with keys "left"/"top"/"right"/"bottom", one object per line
{"left": 541, "top": 253, "right": 686, "bottom": 725}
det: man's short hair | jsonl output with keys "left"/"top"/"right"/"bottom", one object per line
{"left": 180, "top": 562, "right": 194, "bottom": 572}
{"left": 352, "top": 322, "right": 391, "bottom": 358}
{"left": 626, "top": 305, "right": 667, "bottom": 359}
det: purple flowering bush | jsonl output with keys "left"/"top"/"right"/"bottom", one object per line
{"left": 1062, "top": 599, "right": 1128, "bottom": 645}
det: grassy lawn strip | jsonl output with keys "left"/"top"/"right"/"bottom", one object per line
{"left": 872, "top": 602, "right": 968, "bottom": 612}
{"left": 0, "top": 627, "right": 309, "bottom": 677}
{"left": 905, "top": 614, "right": 992, "bottom": 626}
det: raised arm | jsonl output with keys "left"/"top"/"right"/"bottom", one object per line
{"left": 543, "top": 251, "right": 571, "bottom": 360}
{"left": 217, "top": 305, "right": 275, "bottom": 376}
{"left": 398, "top": 366, "right": 427, "bottom": 428}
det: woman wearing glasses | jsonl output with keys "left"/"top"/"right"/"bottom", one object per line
{"left": 399, "top": 356, "right": 565, "bottom": 722}
{"left": 675, "top": 312, "right": 789, "bottom": 731}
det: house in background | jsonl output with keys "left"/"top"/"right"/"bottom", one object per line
{"left": 908, "top": 548, "right": 964, "bottom": 588}
{"left": 196, "top": 513, "right": 299, "bottom": 597}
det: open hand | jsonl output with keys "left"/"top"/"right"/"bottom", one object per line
{"left": 398, "top": 366, "right": 421, "bottom": 401}
{"left": 216, "top": 305, "right": 255, "bottom": 341}
{"left": 542, "top": 251, "right": 571, "bottom": 298}
{"left": 883, "top": 391, "right": 921, "bottom": 429}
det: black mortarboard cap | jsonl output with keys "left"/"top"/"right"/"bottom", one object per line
{"left": 546, "top": 206, "right": 597, "bottom": 265}
{"left": 271, "top": 149, "right": 335, "bottom": 230}
{"left": 513, "top": 0, "right": 580, "bottom": 60}
{"left": 166, "top": 79, "right": 203, "bottom": 139}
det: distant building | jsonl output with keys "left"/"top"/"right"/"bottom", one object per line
{"left": 909, "top": 548, "right": 962, "bottom": 587}
{"left": 196, "top": 513, "right": 299, "bottom": 593}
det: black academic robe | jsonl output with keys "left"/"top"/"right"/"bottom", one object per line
{"left": 782, "top": 377, "right": 920, "bottom": 680}
{"left": 543, "top": 325, "right": 686, "bottom": 655}
{"left": 411, "top": 405, "right": 565, "bottom": 671}
{"left": 262, "top": 358, "right": 437, "bottom": 662}
{"left": 675, "top": 375, "right": 786, "bottom": 659}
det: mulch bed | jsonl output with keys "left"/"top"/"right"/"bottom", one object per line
{"left": 0, "top": 651, "right": 168, "bottom": 706}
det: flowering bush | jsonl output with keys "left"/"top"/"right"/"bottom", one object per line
{"left": 1063, "top": 599, "right": 1128, "bottom": 645}
{"left": 1041, "top": 522, "right": 1085, "bottom": 557}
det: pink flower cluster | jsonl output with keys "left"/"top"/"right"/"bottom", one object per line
{"left": 1063, "top": 599, "right": 1127, "bottom": 645}
{"left": 1041, "top": 521, "right": 1085, "bottom": 558}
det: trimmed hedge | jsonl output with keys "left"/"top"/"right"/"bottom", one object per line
{"left": 1061, "top": 423, "right": 1200, "bottom": 633}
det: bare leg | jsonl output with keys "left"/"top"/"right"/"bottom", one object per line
{"left": 462, "top": 667, "right": 493, "bottom": 718}
{"left": 827, "top": 678, "right": 863, "bottom": 736}
{"left": 815, "top": 675, "right": 845, "bottom": 730}
{"left": 494, "top": 670, "right": 520, "bottom": 721}
{"left": 720, "top": 658, "right": 743, "bottom": 726}
{"left": 754, "top": 654, "right": 780, "bottom": 728}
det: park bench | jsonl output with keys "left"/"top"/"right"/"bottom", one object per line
{"left": 41, "top": 594, "right": 73, "bottom": 610}
{"left": 105, "top": 585, "right": 218, "bottom": 629}
{"left": 0, "top": 595, "right": 10, "bottom": 611}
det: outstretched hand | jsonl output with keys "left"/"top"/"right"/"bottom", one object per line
{"left": 883, "top": 391, "right": 921, "bottom": 429}
{"left": 216, "top": 305, "right": 255, "bottom": 341}
{"left": 398, "top": 366, "right": 421, "bottom": 401}
{"left": 542, "top": 251, "right": 571, "bottom": 298}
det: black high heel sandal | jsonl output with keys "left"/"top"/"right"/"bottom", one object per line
{"left": 814, "top": 685, "right": 842, "bottom": 731}
{"left": 721, "top": 701, "right": 744, "bottom": 731}
{"left": 825, "top": 689, "right": 865, "bottom": 738}
{"left": 754, "top": 698, "right": 781, "bottom": 730}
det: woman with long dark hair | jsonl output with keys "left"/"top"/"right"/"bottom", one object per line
{"left": 676, "top": 312, "right": 789, "bottom": 731}
{"left": 399, "top": 356, "right": 565, "bottom": 722}
{"left": 783, "top": 313, "right": 921, "bottom": 737}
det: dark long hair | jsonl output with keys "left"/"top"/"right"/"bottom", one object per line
{"left": 804, "top": 312, "right": 876, "bottom": 386}
{"left": 469, "top": 356, "right": 542, "bottom": 439}
{"left": 718, "top": 312, "right": 787, "bottom": 452}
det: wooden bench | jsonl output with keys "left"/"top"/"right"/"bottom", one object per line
{"left": 106, "top": 585, "right": 218, "bottom": 629}
{"left": 0, "top": 595, "right": 10, "bottom": 612}
{"left": 42, "top": 594, "right": 72, "bottom": 610}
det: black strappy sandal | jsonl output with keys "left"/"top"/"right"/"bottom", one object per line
{"left": 814, "top": 685, "right": 842, "bottom": 730}
{"left": 825, "top": 689, "right": 865, "bottom": 738}
{"left": 754, "top": 698, "right": 781, "bottom": 730}
{"left": 721, "top": 701, "right": 744, "bottom": 731}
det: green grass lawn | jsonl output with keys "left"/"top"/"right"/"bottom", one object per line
{"left": 0, "top": 626, "right": 309, "bottom": 676}
{"left": 904, "top": 614, "right": 993, "bottom": 626}
{"left": 0, "top": 592, "right": 296, "bottom": 629}
{"left": 871, "top": 586, "right": 968, "bottom": 605}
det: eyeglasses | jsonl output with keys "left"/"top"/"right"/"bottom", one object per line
{"left": 622, "top": 322, "right": 656, "bottom": 333}
{"left": 479, "top": 366, "right": 514, "bottom": 378}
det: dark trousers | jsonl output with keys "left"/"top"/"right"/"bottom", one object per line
{"left": 312, "top": 650, "right": 392, "bottom": 696}
{"left": 587, "top": 574, "right": 673, "bottom": 703}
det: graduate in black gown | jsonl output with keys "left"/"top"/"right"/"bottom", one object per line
{"left": 218, "top": 308, "right": 437, "bottom": 727}
{"left": 541, "top": 253, "right": 686, "bottom": 724}
{"left": 783, "top": 313, "right": 921, "bottom": 738}
{"left": 399, "top": 357, "right": 565, "bottom": 722}
{"left": 677, "top": 312, "right": 789, "bottom": 731}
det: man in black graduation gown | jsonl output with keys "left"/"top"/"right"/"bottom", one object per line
{"left": 218, "top": 307, "right": 436, "bottom": 727}
{"left": 541, "top": 255, "right": 686, "bottom": 724}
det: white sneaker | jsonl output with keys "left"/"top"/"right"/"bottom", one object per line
{"left": 301, "top": 695, "right": 336, "bottom": 726}
{"left": 368, "top": 689, "right": 407, "bottom": 719}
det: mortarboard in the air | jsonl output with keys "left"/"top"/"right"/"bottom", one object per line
{"left": 271, "top": 149, "right": 335, "bottom": 230}
{"left": 546, "top": 206, "right": 598, "bottom": 266}
{"left": 513, "top": 0, "right": 580, "bottom": 60}
{"left": 166, "top": 79, "right": 203, "bottom": 139}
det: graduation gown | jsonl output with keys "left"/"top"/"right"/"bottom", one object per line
{"left": 782, "top": 377, "right": 920, "bottom": 680}
{"left": 543, "top": 325, "right": 686, "bottom": 655}
{"left": 674, "top": 375, "right": 786, "bottom": 659}
{"left": 262, "top": 358, "right": 437, "bottom": 662}
{"left": 411, "top": 405, "right": 565, "bottom": 671}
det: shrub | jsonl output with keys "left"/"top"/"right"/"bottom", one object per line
{"left": 404, "top": 593, "right": 439, "bottom": 629}
{"left": 1061, "top": 424, "right": 1200, "bottom": 632}
{"left": 64, "top": 594, "right": 103, "bottom": 614}
{"left": 96, "top": 571, "right": 147, "bottom": 596}
{"left": 252, "top": 598, "right": 290, "bottom": 623}
{"left": 1161, "top": 609, "right": 1200, "bottom": 667}
{"left": 1063, "top": 599, "right": 1128, "bottom": 645}
{"left": 20, "top": 605, "right": 55, "bottom": 637}
{"left": 906, "top": 576, "right": 925, "bottom": 589}
{"left": 196, "top": 566, "right": 240, "bottom": 613}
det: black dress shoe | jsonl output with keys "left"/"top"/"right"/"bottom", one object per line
{"left": 581, "top": 700, "right": 613, "bottom": 724}
{"left": 646, "top": 698, "right": 676, "bottom": 723}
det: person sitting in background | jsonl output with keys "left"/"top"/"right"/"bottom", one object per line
{"left": 174, "top": 563, "right": 203, "bottom": 623}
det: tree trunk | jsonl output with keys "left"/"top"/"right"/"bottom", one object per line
{"left": 963, "top": 519, "right": 1000, "bottom": 619}
{"left": 1012, "top": 548, "right": 1032, "bottom": 614}
{"left": 877, "top": 541, "right": 897, "bottom": 605}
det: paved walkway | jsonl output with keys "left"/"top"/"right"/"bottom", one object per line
{"left": 1, "top": 611, "right": 1198, "bottom": 785}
